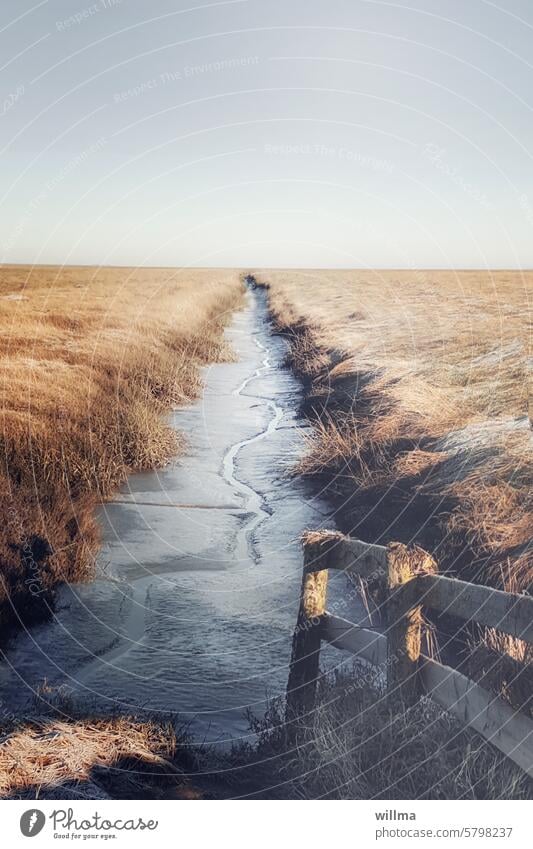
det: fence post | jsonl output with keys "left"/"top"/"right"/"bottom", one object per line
{"left": 285, "top": 544, "right": 328, "bottom": 723}
{"left": 386, "top": 543, "right": 437, "bottom": 706}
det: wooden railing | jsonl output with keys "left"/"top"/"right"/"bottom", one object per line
{"left": 286, "top": 530, "right": 533, "bottom": 778}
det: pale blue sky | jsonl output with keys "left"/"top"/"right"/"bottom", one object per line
{"left": 1, "top": 0, "right": 532, "bottom": 267}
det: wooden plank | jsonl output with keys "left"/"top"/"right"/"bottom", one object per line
{"left": 285, "top": 567, "right": 329, "bottom": 720}
{"left": 320, "top": 613, "right": 387, "bottom": 666}
{"left": 386, "top": 543, "right": 438, "bottom": 705}
{"left": 413, "top": 574, "right": 533, "bottom": 643}
{"left": 421, "top": 657, "right": 533, "bottom": 778}
{"left": 303, "top": 530, "right": 387, "bottom": 580}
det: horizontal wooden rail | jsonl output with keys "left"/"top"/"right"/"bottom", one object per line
{"left": 420, "top": 657, "right": 533, "bottom": 778}
{"left": 302, "top": 531, "right": 387, "bottom": 579}
{"left": 320, "top": 613, "right": 387, "bottom": 666}
{"left": 412, "top": 574, "right": 533, "bottom": 643}
{"left": 287, "top": 530, "right": 533, "bottom": 777}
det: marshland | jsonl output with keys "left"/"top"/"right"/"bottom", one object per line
{"left": 257, "top": 270, "right": 532, "bottom": 698}
{"left": 0, "top": 265, "right": 531, "bottom": 799}
{"left": 0, "top": 265, "right": 243, "bottom": 632}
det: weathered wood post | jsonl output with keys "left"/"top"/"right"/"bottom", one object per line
{"left": 386, "top": 543, "right": 437, "bottom": 705}
{"left": 285, "top": 534, "right": 331, "bottom": 723}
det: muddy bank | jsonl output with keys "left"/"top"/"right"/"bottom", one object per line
{"left": 0, "top": 290, "right": 360, "bottom": 745}
{"left": 257, "top": 281, "right": 446, "bottom": 553}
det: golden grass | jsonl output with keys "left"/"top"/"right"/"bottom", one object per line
{"left": 256, "top": 270, "right": 531, "bottom": 688}
{"left": 257, "top": 269, "right": 531, "bottom": 581}
{"left": 0, "top": 265, "right": 243, "bottom": 631}
{"left": 0, "top": 715, "right": 176, "bottom": 799}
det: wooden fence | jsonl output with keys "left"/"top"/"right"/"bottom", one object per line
{"left": 286, "top": 530, "right": 533, "bottom": 778}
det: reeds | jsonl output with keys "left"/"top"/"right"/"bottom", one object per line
{"left": 257, "top": 269, "right": 531, "bottom": 705}
{"left": 259, "top": 269, "right": 531, "bottom": 593}
{"left": 0, "top": 265, "right": 243, "bottom": 631}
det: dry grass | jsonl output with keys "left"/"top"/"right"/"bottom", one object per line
{"left": 257, "top": 269, "right": 531, "bottom": 583}
{"left": 255, "top": 269, "right": 531, "bottom": 697}
{"left": 0, "top": 689, "right": 205, "bottom": 800}
{"left": 3, "top": 673, "right": 529, "bottom": 801}
{"left": 0, "top": 265, "right": 243, "bottom": 632}
{"left": 0, "top": 715, "right": 176, "bottom": 799}
{"left": 0, "top": 685, "right": 206, "bottom": 800}
{"left": 232, "top": 666, "right": 532, "bottom": 799}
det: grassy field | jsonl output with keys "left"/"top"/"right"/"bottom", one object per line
{"left": 1, "top": 266, "right": 530, "bottom": 800}
{"left": 0, "top": 265, "right": 243, "bottom": 633}
{"left": 257, "top": 269, "right": 532, "bottom": 701}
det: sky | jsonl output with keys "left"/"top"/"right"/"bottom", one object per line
{"left": 0, "top": 0, "right": 532, "bottom": 268}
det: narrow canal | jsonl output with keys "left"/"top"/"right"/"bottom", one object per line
{"left": 0, "top": 289, "right": 359, "bottom": 743}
